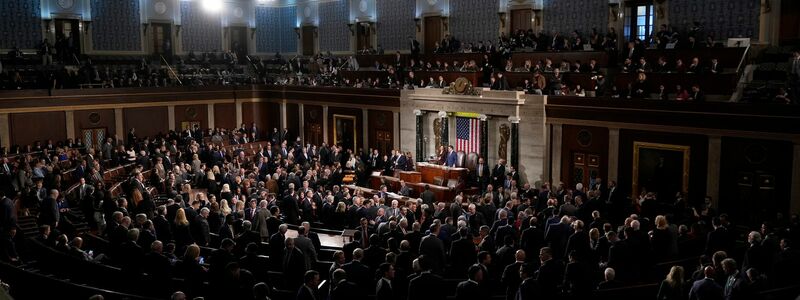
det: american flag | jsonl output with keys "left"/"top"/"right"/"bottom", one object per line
{"left": 456, "top": 117, "right": 480, "bottom": 154}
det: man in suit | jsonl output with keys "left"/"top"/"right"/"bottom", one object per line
{"left": 721, "top": 258, "right": 750, "bottom": 300}
{"left": 689, "top": 85, "right": 705, "bottom": 102}
{"left": 294, "top": 227, "right": 318, "bottom": 270}
{"left": 38, "top": 189, "right": 60, "bottom": 228}
{"left": 409, "top": 36, "right": 420, "bottom": 59}
{"left": 473, "top": 157, "right": 489, "bottom": 191}
{"left": 269, "top": 224, "right": 287, "bottom": 269}
{"left": 193, "top": 207, "right": 211, "bottom": 247}
{"left": 535, "top": 247, "right": 564, "bottom": 298}
{"left": 376, "top": 263, "right": 396, "bottom": 300}
{"left": 445, "top": 146, "right": 458, "bottom": 167}
{"left": 449, "top": 227, "right": 477, "bottom": 274}
{"left": 689, "top": 266, "right": 723, "bottom": 300}
{"left": 456, "top": 265, "right": 486, "bottom": 300}
{"left": 421, "top": 185, "right": 436, "bottom": 206}
{"left": 280, "top": 188, "right": 300, "bottom": 225}
{"left": 407, "top": 257, "right": 446, "bottom": 300}
{"left": 296, "top": 270, "right": 320, "bottom": 300}
{"left": 491, "top": 159, "right": 506, "bottom": 190}
{"left": 342, "top": 248, "right": 372, "bottom": 295}
{"left": 706, "top": 217, "right": 734, "bottom": 256}
{"left": 419, "top": 223, "right": 447, "bottom": 274}
{"left": 283, "top": 238, "right": 308, "bottom": 290}
{"left": 501, "top": 250, "right": 526, "bottom": 300}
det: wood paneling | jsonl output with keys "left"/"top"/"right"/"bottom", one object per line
{"left": 123, "top": 107, "right": 169, "bottom": 140}
{"left": 303, "top": 105, "right": 324, "bottom": 146}
{"left": 719, "top": 138, "right": 792, "bottom": 225}
{"left": 618, "top": 130, "right": 708, "bottom": 206}
{"left": 242, "top": 102, "right": 280, "bottom": 141}
{"left": 367, "top": 109, "right": 394, "bottom": 155}
{"left": 780, "top": 0, "right": 800, "bottom": 45}
{"left": 560, "top": 125, "right": 609, "bottom": 190}
{"left": 73, "top": 109, "right": 115, "bottom": 138}
{"left": 214, "top": 103, "right": 236, "bottom": 130}
{"left": 175, "top": 104, "right": 208, "bottom": 131}
{"left": 10, "top": 112, "right": 67, "bottom": 147}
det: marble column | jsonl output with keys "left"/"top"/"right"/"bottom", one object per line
{"left": 114, "top": 108, "right": 124, "bottom": 143}
{"left": 438, "top": 111, "right": 449, "bottom": 147}
{"left": 479, "top": 114, "right": 488, "bottom": 160}
{"left": 167, "top": 105, "right": 176, "bottom": 131}
{"left": 551, "top": 124, "right": 563, "bottom": 183}
{"left": 509, "top": 116, "right": 520, "bottom": 168}
{"left": 790, "top": 144, "right": 800, "bottom": 214}
{"left": 608, "top": 128, "right": 620, "bottom": 181}
{"left": 322, "top": 106, "right": 329, "bottom": 144}
{"left": 235, "top": 101, "right": 243, "bottom": 127}
{"left": 362, "top": 109, "right": 369, "bottom": 151}
{"left": 280, "top": 102, "right": 288, "bottom": 130}
{"left": 707, "top": 136, "right": 722, "bottom": 208}
{"left": 298, "top": 104, "right": 305, "bottom": 143}
{"left": 393, "top": 111, "right": 400, "bottom": 151}
{"left": 0, "top": 114, "right": 9, "bottom": 148}
{"left": 415, "top": 110, "right": 423, "bottom": 162}
{"left": 207, "top": 104, "right": 215, "bottom": 129}
{"left": 65, "top": 111, "right": 75, "bottom": 140}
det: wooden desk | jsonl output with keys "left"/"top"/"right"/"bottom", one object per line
{"left": 398, "top": 171, "right": 421, "bottom": 184}
{"left": 416, "top": 162, "right": 468, "bottom": 186}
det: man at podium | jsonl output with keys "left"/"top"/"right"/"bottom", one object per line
{"left": 445, "top": 145, "right": 458, "bottom": 167}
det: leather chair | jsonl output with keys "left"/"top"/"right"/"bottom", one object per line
{"left": 465, "top": 152, "right": 479, "bottom": 171}
{"left": 456, "top": 151, "right": 466, "bottom": 168}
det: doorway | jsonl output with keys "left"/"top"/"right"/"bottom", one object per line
{"left": 55, "top": 19, "right": 81, "bottom": 63}
{"left": 151, "top": 23, "right": 173, "bottom": 58}
{"left": 424, "top": 16, "right": 442, "bottom": 54}
{"left": 302, "top": 26, "right": 316, "bottom": 56}
{"left": 570, "top": 152, "right": 602, "bottom": 190}
{"left": 81, "top": 128, "right": 107, "bottom": 151}
{"left": 356, "top": 22, "right": 373, "bottom": 52}
{"left": 230, "top": 26, "right": 248, "bottom": 63}
{"left": 510, "top": 9, "right": 533, "bottom": 35}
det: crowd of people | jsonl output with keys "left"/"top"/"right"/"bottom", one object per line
{"left": 0, "top": 121, "right": 799, "bottom": 300}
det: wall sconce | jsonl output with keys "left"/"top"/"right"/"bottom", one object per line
{"left": 142, "top": 22, "right": 149, "bottom": 34}
{"left": 313, "top": 27, "right": 318, "bottom": 38}
{"left": 250, "top": 27, "right": 256, "bottom": 38}
{"left": 414, "top": 18, "right": 421, "bottom": 33}
{"left": 440, "top": 16, "right": 448, "bottom": 31}
{"left": 498, "top": 12, "right": 506, "bottom": 28}
{"left": 347, "top": 23, "right": 355, "bottom": 35}
{"left": 294, "top": 27, "right": 300, "bottom": 39}
{"left": 176, "top": 24, "right": 182, "bottom": 37}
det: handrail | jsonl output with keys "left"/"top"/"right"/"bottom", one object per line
{"left": 736, "top": 44, "right": 751, "bottom": 74}
{"left": 72, "top": 53, "right": 81, "bottom": 66}
{"left": 160, "top": 54, "right": 183, "bottom": 86}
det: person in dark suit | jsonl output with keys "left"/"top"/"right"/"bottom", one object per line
{"left": 598, "top": 267, "right": 624, "bottom": 290}
{"left": 473, "top": 157, "right": 489, "bottom": 191}
{"left": 516, "top": 263, "right": 536, "bottom": 300}
{"left": 565, "top": 220, "right": 590, "bottom": 260}
{"left": 519, "top": 218, "right": 543, "bottom": 264}
{"left": 38, "top": 189, "right": 60, "bottom": 228}
{"left": 689, "top": 85, "right": 705, "bottom": 102}
{"left": 419, "top": 223, "right": 447, "bottom": 274}
{"left": 501, "top": 250, "right": 526, "bottom": 300}
{"left": 491, "top": 160, "right": 506, "bottom": 190}
{"left": 445, "top": 146, "right": 458, "bottom": 167}
{"left": 330, "top": 268, "right": 362, "bottom": 300}
{"left": 490, "top": 72, "right": 510, "bottom": 90}
{"left": 143, "top": 240, "right": 172, "bottom": 295}
{"left": 407, "top": 257, "right": 446, "bottom": 300}
{"left": 705, "top": 218, "right": 734, "bottom": 256}
{"left": 283, "top": 238, "right": 308, "bottom": 290}
{"left": 721, "top": 258, "right": 750, "bottom": 300}
{"left": 376, "top": 263, "right": 396, "bottom": 300}
{"left": 449, "top": 227, "right": 477, "bottom": 274}
{"left": 296, "top": 270, "right": 320, "bottom": 300}
{"left": 688, "top": 266, "right": 723, "bottom": 300}
{"left": 342, "top": 248, "right": 372, "bottom": 295}
{"left": 456, "top": 265, "right": 486, "bottom": 300}
{"left": 420, "top": 185, "right": 436, "bottom": 206}
{"left": 193, "top": 208, "right": 211, "bottom": 247}
{"left": 280, "top": 188, "right": 301, "bottom": 225}
{"left": 535, "top": 247, "right": 564, "bottom": 298}
{"left": 269, "top": 224, "right": 287, "bottom": 270}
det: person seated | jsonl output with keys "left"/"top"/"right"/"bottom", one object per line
{"left": 708, "top": 58, "right": 721, "bottom": 74}
{"left": 490, "top": 72, "right": 510, "bottom": 91}
{"left": 687, "top": 57, "right": 702, "bottom": 74}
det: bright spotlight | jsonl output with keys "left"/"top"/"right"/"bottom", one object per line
{"left": 202, "top": 0, "right": 222, "bottom": 12}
